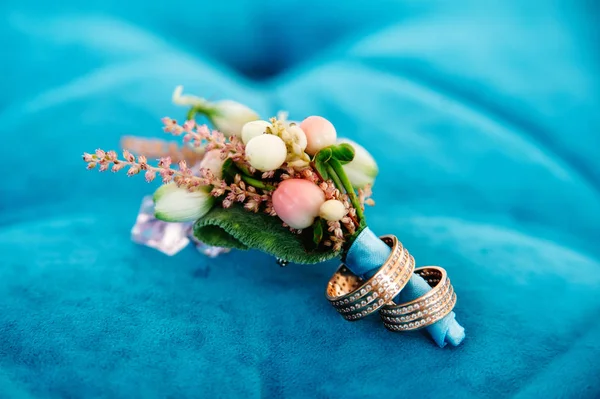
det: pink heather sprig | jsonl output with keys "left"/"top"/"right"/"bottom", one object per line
{"left": 162, "top": 117, "right": 227, "bottom": 151}
{"left": 358, "top": 184, "right": 375, "bottom": 208}
{"left": 162, "top": 117, "right": 250, "bottom": 167}
{"left": 206, "top": 170, "right": 272, "bottom": 213}
{"left": 83, "top": 149, "right": 210, "bottom": 188}
{"left": 120, "top": 136, "right": 204, "bottom": 165}
{"left": 324, "top": 220, "right": 345, "bottom": 252}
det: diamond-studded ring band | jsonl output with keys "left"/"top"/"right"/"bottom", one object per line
{"left": 326, "top": 235, "right": 415, "bottom": 321}
{"left": 379, "top": 266, "right": 457, "bottom": 332}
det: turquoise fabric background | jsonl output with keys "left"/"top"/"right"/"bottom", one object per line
{"left": 1, "top": 1, "right": 599, "bottom": 398}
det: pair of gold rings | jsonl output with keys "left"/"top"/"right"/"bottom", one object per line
{"left": 325, "top": 235, "right": 457, "bottom": 331}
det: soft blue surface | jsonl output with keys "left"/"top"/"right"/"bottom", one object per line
{"left": 1, "top": 1, "right": 600, "bottom": 398}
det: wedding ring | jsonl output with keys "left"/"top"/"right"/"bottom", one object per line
{"left": 379, "top": 266, "right": 456, "bottom": 331}
{"left": 326, "top": 235, "right": 415, "bottom": 321}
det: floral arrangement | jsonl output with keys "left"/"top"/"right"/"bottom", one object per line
{"left": 83, "top": 87, "right": 464, "bottom": 347}
{"left": 84, "top": 87, "right": 378, "bottom": 264}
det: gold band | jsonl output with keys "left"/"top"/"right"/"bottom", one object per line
{"left": 379, "top": 266, "right": 457, "bottom": 331}
{"left": 326, "top": 235, "right": 415, "bottom": 321}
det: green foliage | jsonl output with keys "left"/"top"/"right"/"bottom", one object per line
{"left": 330, "top": 143, "right": 355, "bottom": 165}
{"left": 194, "top": 206, "right": 339, "bottom": 264}
{"left": 313, "top": 147, "right": 332, "bottom": 180}
{"left": 313, "top": 218, "right": 324, "bottom": 245}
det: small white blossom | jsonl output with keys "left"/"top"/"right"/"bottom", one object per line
{"left": 172, "top": 85, "right": 209, "bottom": 108}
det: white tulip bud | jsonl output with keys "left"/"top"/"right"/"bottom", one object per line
{"left": 210, "top": 100, "right": 259, "bottom": 138}
{"left": 245, "top": 135, "right": 287, "bottom": 172}
{"left": 337, "top": 139, "right": 378, "bottom": 188}
{"left": 199, "top": 149, "right": 225, "bottom": 178}
{"left": 241, "top": 120, "right": 272, "bottom": 145}
{"left": 172, "top": 85, "right": 209, "bottom": 108}
{"left": 153, "top": 184, "right": 214, "bottom": 222}
{"left": 319, "top": 200, "right": 346, "bottom": 221}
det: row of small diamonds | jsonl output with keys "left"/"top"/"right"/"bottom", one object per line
{"left": 342, "top": 256, "right": 415, "bottom": 320}
{"left": 416, "top": 268, "right": 441, "bottom": 279}
{"left": 379, "top": 277, "right": 450, "bottom": 316}
{"left": 380, "top": 284, "right": 454, "bottom": 324}
{"left": 336, "top": 252, "right": 409, "bottom": 313}
{"left": 330, "top": 240, "right": 404, "bottom": 308}
{"left": 338, "top": 253, "right": 410, "bottom": 318}
{"left": 380, "top": 281, "right": 451, "bottom": 320}
{"left": 378, "top": 268, "right": 446, "bottom": 316}
{"left": 383, "top": 292, "right": 457, "bottom": 331}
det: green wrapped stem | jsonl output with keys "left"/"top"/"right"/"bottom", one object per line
{"left": 328, "top": 158, "right": 365, "bottom": 223}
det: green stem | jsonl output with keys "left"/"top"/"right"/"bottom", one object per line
{"left": 186, "top": 104, "right": 216, "bottom": 122}
{"left": 235, "top": 161, "right": 254, "bottom": 177}
{"left": 326, "top": 164, "right": 345, "bottom": 193}
{"left": 241, "top": 174, "right": 276, "bottom": 191}
{"left": 329, "top": 158, "right": 365, "bottom": 223}
{"left": 186, "top": 107, "right": 199, "bottom": 121}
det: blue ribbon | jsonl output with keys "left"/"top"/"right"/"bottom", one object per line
{"left": 345, "top": 228, "right": 465, "bottom": 347}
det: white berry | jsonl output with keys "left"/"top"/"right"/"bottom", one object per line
{"left": 245, "top": 134, "right": 288, "bottom": 172}
{"left": 319, "top": 200, "right": 346, "bottom": 221}
{"left": 241, "top": 120, "right": 272, "bottom": 145}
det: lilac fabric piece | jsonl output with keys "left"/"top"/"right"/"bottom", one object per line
{"left": 345, "top": 227, "right": 465, "bottom": 347}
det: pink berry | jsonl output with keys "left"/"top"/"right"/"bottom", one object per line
{"left": 272, "top": 179, "right": 326, "bottom": 229}
{"left": 300, "top": 116, "right": 337, "bottom": 155}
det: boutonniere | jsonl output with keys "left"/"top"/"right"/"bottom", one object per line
{"left": 84, "top": 87, "right": 464, "bottom": 347}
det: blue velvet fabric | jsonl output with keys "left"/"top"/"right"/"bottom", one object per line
{"left": 1, "top": 1, "right": 600, "bottom": 398}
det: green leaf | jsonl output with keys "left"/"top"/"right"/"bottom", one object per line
{"left": 315, "top": 147, "right": 333, "bottom": 163}
{"left": 330, "top": 143, "right": 355, "bottom": 165}
{"left": 313, "top": 219, "right": 324, "bottom": 245}
{"left": 313, "top": 148, "right": 333, "bottom": 180}
{"left": 194, "top": 206, "right": 340, "bottom": 264}
{"left": 313, "top": 159, "right": 329, "bottom": 180}
{"left": 221, "top": 158, "right": 236, "bottom": 182}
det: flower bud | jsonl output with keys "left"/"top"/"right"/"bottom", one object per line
{"left": 153, "top": 183, "right": 214, "bottom": 222}
{"left": 172, "top": 87, "right": 258, "bottom": 137}
{"left": 172, "top": 85, "right": 209, "bottom": 107}
{"left": 199, "top": 149, "right": 225, "bottom": 178}
{"left": 287, "top": 124, "right": 307, "bottom": 151}
{"left": 210, "top": 100, "right": 259, "bottom": 137}
{"left": 319, "top": 200, "right": 346, "bottom": 221}
{"left": 245, "top": 134, "right": 287, "bottom": 172}
{"left": 337, "top": 139, "right": 378, "bottom": 188}
{"left": 300, "top": 116, "right": 337, "bottom": 155}
{"left": 241, "top": 120, "right": 272, "bottom": 145}
{"left": 272, "top": 179, "right": 325, "bottom": 229}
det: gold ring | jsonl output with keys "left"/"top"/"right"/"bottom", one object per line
{"left": 326, "top": 235, "right": 415, "bottom": 321}
{"left": 379, "top": 266, "right": 457, "bottom": 331}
